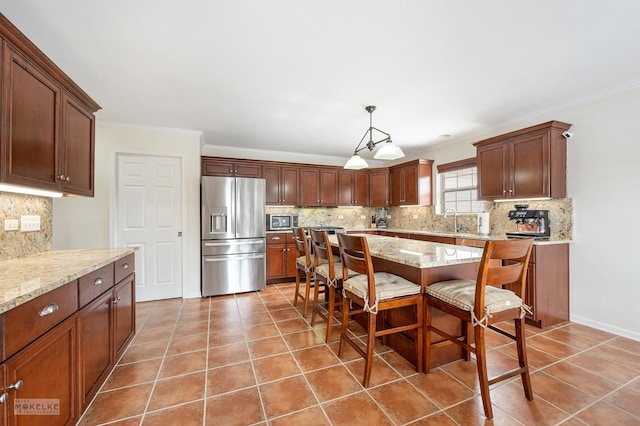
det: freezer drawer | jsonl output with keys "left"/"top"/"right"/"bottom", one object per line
{"left": 202, "top": 253, "right": 266, "bottom": 296}
{"left": 201, "top": 238, "right": 266, "bottom": 256}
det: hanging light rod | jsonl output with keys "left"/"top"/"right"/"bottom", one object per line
{"left": 344, "top": 105, "right": 405, "bottom": 170}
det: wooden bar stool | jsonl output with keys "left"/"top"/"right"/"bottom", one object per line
{"left": 424, "top": 238, "right": 534, "bottom": 419}
{"left": 309, "top": 229, "right": 357, "bottom": 343}
{"left": 336, "top": 233, "right": 423, "bottom": 387}
{"left": 292, "top": 227, "right": 314, "bottom": 316}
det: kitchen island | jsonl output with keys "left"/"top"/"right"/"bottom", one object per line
{"left": 328, "top": 234, "right": 484, "bottom": 368}
{"left": 0, "top": 248, "right": 136, "bottom": 425}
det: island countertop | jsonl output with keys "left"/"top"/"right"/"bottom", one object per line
{"left": 328, "top": 234, "right": 483, "bottom": 269}
{"left": 0, "top": 248, "right": 136, "bottom": 314}
{"left": 345, "top": 228, "right": 572, "bottom": 245}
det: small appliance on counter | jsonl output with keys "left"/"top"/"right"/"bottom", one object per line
{"left": 377, "top": 207, "right": 388, "bottom": 229}
{"left": 506, "top": 204, "right": 550, "bottom": 240}
{"left": 266, "top": 213, "right": 298, "bottom": 231}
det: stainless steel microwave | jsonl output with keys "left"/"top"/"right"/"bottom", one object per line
{"left": 266, "top": 214, "right": 298, "bottom": 230}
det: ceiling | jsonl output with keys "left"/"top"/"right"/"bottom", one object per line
{"left": 3, "top": 1, "right": 640, "bottom": 161}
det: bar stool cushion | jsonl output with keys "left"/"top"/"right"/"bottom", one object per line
{"left": 315, "top": 262, "right": 359, "bottom": 286}
{"left": 425, "top": 279, "right": 524, "bottom": 316}
{"left": 344, "top": 272, "right": 420, "bottom": 302}
{"left": 296, "top": 256, "right": 313, "bottom": 272}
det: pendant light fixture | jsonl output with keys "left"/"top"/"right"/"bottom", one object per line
{"left": 343, "top": 105, "right": 405, "bottom": 170}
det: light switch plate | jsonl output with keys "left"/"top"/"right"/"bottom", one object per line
{"left": 21, "top": 215, "right": 41, "bottom": 232}
{"left": 4, "top": 219, "right": 19, "bottom": 231}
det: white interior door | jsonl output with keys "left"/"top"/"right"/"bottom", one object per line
{"left": 116, "top": 154, "right": 183, "bottom": 302}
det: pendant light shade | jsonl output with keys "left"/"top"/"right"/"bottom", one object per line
{"left": 373, "top": 139, "right": 405, "bottom": 160}
{"left": 344, "top": 105, "right": 405, "bottom": 169}
{"left": 344, "top": 154, "right": 369, "bottom": 170}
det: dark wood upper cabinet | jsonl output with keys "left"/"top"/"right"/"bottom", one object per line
{"left": 1, "top": 43, "right": 60, "bottom": 190}
{"left": 61, "top": 92, "right": 95, "bottom": 196}
{"left": 201, "top": 157, "right": 263, "bottom": 178}
{"left": 338, "top": 170, "right": 368, "bottom": 206}
{"left": 264, "top": 165, "right": 298, "bottom": 205}
{"left": 368, "top": 168, "right": 389, "bottom": 207}
{"left": 389, "top": 159, "right": 433, "bottom": 206}
{"left": 474, "top": 121, "right": 571, "bottom": 201}
{"left": 300, "top": 168, "right": 338, "bottom": 206}
{"left": 0, "top": 14, "right": 100, "bottom": 196}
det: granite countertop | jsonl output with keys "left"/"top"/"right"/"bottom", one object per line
{"left": 347, "top": 228, "right": 572, "bottom": 245}
{"left": 328, "top": 234, "right": 483, "bottom": 269}
{"left": 0, "top": 248, "right": 136, "bottom": 314}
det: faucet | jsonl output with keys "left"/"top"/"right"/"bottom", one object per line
{"left": 443, "top": 207, "right": 458, "bottom": 233}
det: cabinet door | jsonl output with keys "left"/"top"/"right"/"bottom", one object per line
{"left": 5, "top": 315, "right": 79, "bottom": 426}
{"left": 401, "top": 166, "right": 419, "bottom": 205}
{"left": 477, "top": 142, "right": 508, "bottom": 200}
{"left": 264, "top": 166, "right": 281, "bottom": 205}
{"left": 319, "top": 169, "right": 338, "bottom": 206}
{"left": 353, "top": 172, "right": 368, "bottom": 206}
{"left": 234, "top": 162, "right": 262, "bottom": 178}
{"left": 202, "top": 159, "right": 234, "bottom": 176}
{"left": 281, "top": 167, "right": 298, "bottom": 205}
{"left": 389, "top": 168, "right": 403, "bottom": 205}
{"left": 60, "top": 92, "right": 94, "bottom": 196}
{"left": 369, "top": 170, "right": 389, "bottom": 207}
{"left": 266, "top": 244, "right": 287, "bottom": 279}
{"left": 79, "top": 291, "right": 112, "bottom": 408}
{"left": 510, "top": 131, "right": 549, "bottom": 198}
{"left": 2, "top": 45, "right": 61, "bottom": 190}
{"left": 286, "top": 240, "right": 298, "bottom": 277}
{"left": 299, "top": 169, "right": 320, "bottom": 206}
{"left": 338, "top": 171, "right": 353, "bottom": 206}
{"left": 114, "top": 275, "right": 136, "bottom": 360}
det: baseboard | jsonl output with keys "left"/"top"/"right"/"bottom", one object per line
{"left": 570, "top": 314, "right": 640, "bottom": 342}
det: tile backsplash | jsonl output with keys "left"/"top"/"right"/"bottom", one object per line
{"left": 266, "top": 198, "right": 573, "bottom": 240}
{"left": 0, "top": 193, "right": 52, "bottom": 260}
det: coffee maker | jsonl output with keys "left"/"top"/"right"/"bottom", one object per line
{"left": 506, "top": 204, "right": 550, "bottom": 240}
{"left": 377, "top": 207, "right": 388, "bottom": 229}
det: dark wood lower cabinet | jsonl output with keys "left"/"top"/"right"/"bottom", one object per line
{"left": 0, "top": 255, "right": 136, "bottom": 425}
{"left": 4, "top": 315, "right": 79, "bottom": 426}
{"left": 114, "top": 275, "right": 136, "bottom": 360}
{"left": 266, "top": 232, "right": 297, "bottom": 283}
{"left": 79, "top": 291, "right": 113, "bottom": 408}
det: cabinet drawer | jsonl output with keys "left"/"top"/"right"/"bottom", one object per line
{"left": 115, "top": 253, "right": 135, "bottom": 283}
{"left": 4, "top": 280, "right": 78, "bottom": 359}
{"left": 79, "top": 263, "right": 115, "bottom": 307}
{"left": 267, "top": 233, "right": 290, "bottom": 245}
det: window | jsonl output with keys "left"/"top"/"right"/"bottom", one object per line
{"left": 437, "top": 158, "right": 484, "bottom": 214}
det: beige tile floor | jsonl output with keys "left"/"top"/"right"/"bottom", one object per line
{"left": 78, "top": 282, "right": 640, "bottom": 425}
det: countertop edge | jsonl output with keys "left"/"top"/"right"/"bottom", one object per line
{"left": 0, "top": 248, "right": 137, "bottom": 314}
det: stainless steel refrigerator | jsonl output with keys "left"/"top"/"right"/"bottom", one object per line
{"left": 201, "top": 176, "right": 266, "bottom": 296}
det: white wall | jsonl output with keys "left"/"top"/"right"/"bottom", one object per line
{"left": 52, "top": 123, "right": 203, "bottom": 299}
{"left": 419, "top": 87, "right": 640, "bottom": 340}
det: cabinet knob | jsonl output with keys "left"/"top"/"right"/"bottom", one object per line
{"left": 39, "top": 303, "right": 59, "bottom": 317}
{"left": 503, "top": 189, "right": 507, "bottom": 195}
{"left": 123, "top": 263, "right": 129, "bottom": 269}
{"left": 112, "top": 297, "right": 119, "bottom": 304}
{"left": 94, "top": 277, "right": 104, "bottom": 286}
{"left": 8, "top": 380, "right": 23, "bottom": 390}
{"left": 58, "top": 174, "right": 66, "bottom": 181}
{"left": 0, "top": 392, "right": 8, "bottom": 403}
{"left": 66, "top": 176, "right": 71, "bottom": 182}
{"left": 509, "top": 189, "right": 513, "bottom": 193}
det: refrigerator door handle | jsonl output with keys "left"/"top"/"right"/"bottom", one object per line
{"left": 204, "top": 254, "right": 265, "bottom": 262}
{"left": 203, "top": 240, "right": 263, "bottom": 247}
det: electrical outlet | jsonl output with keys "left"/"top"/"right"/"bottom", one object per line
{"left": 4, "top": 219, "right": 19, "bottom": 231}
{"left": 360, "top": 215, "right": 366, "bottom": 219}
{"left": 338, "top": 215, "right": 344, "bottom": 220}
{"left": 21, "top": 215, "right": 41, "bottom": 232}
{"left": 412, "top": 214, "right": 419, "bottom": 220}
